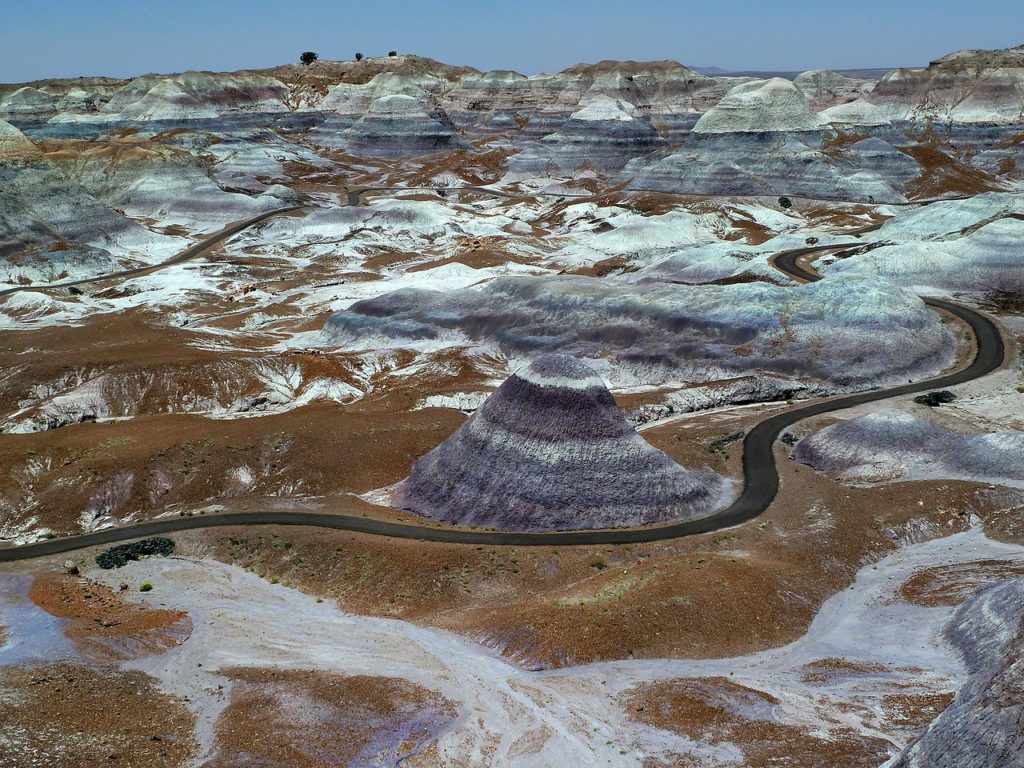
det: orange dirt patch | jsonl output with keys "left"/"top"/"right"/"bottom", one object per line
{"left": 207, "top": 667, "right": 455, "bottom": 767}
{"left": 800, "top": 657, "right": 890, "bottom": 685}
{"left": 900, "top": 144, "right": 1006, "bottom": 199}
{"left": 899, "top": 559, "right": 1024, "bottom": 606}
{"left": 0, "top": 662, "right": 196, "bottom": 767}
{"left": 29, "top": 571, "right": 191, "bottom": 661}
{"left": 625, "top": 677, "right": 890, "bottom": 768}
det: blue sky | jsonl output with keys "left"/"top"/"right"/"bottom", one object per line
{"left": 2, "top": 0, "right": 1021, "bottom": 82}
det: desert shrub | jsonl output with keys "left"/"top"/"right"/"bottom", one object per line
{"left": 139, "top": 582, "right": 154, "bottom": 592}
{"left": 355, "top": 52, "right": 363, "bottom": 61}
{"left": 300, "top": 51, "right": 318, "bottom": 66}
{"left": 96, "top": 537, "right": 175, "bottom": 569}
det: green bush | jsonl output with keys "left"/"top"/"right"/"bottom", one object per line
{"left": 139, "top": 582, "right": 153, "bottom": 592}
{"left": 96, "top": 537, "right": 174, "bottom": 569}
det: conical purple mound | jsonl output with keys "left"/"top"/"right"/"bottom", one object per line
{"left": 394, "top": 354, "right": 731, "bottom": 531}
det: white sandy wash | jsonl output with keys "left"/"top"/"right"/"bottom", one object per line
{"left": 76, "top": 525, "right": 1024, "bottom": 767}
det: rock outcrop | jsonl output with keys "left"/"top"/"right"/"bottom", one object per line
{"left": 510, "top": 96, "right": 667, "bottom": 172}
{"left": 336, "top": 94, "right": 469, "bottom": 157}
{"left": 867, "top": 45, "right": 1024, "bottom": 124}
{"left": 893, "top": 577, "right": 1024, "bottom": 767}
{"left": 793, "top": 70, "right": 871, "bottom": 111}
{"left": 825, "top": 210, "right": 1024, "bottom": 292}
{"left": 0, "top": 118, "right": 40, "bottom": 161}
{"left": 819, "top": 98, "right": 891, "bottom": 126}
{"left": 49, "top": 71, "right": 289, "bottom": 125}
{"left": 625, "top": 131, "right": 919, "bottom": 203}
{"left": 393, "top": 354, "right": 731, "bottom": 531}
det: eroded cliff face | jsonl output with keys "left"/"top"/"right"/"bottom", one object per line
{"left": 893, "top": 577, "right": 1024, "bottom": 768}
{"left": 868, "top": 45, "right": 1024, "bottom": 125}
{"left": 393, "top": 354, "right": 732, "bottom": 531}
{"left": 3, "top": 48, "right": 1022, "bottom": 202}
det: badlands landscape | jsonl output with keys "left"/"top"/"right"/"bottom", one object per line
{"left": 0, "top": 38, "right": 1023, "bottom": 767}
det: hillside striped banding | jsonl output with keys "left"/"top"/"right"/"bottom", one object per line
{"left": 394, "top": 354, "right": 732, "bottom": 532}
{"left": 894, "top": 578, "right": 1024, "bottom": 768}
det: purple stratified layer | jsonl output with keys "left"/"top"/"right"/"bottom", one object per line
{"left": 394, "top": 354, "right": 731, "bottom": 532}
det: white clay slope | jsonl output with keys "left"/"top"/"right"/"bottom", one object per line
{"left": 693, "top": 77, "right": 826, "bottom": 133}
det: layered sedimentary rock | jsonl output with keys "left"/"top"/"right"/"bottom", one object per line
{"left": 893, "top": 577, "right": 1024, "bottom": 767}
{"left": 693, "top": 78, "right": 825, "bottom": 134}
{"left": 819, "top": 99, "right": 891, "bottom": 126}
{"left": 0, "top": 79, "right": 122, "bottom": 123}
{"left": 509, "top": 96, "right": 667, "bottom": 172}
{"left": 794, "top": 409, "right": 1024, "bottom": 486}
{"left": 49, "top": 71, "right": 289, "bottom": 125}
{"left": 793, "top": 70, "right": 871, "bottom": 111}
{"left": 334, "top": 94, "right": 469, "bottom": 157}
{"left": 625, "top": 131, "right": 919, "bottom": 202}
{"left": 323, "top": 272, "right": 954, "bottom": 390}
{"left": 442, "top": 70, "right": 539, "bottom": 129}
{"left": 620, "top": 75, "right": 927, "bottom": 200}
{"left": 393, "top": 354, "right": 731, "bottom": 531}
{"left": 0, "top": 158, "right": 180, "bottom": 282}
{"left": 0, "top": 118, "right": 40, "bottom": 161}
{"left": 867, "top": 45, "right": 1024, "bottom": 124}
{"left": 825, "top": 208, "right": 1024, "bottom": 291}
{"left": 44, "top": 137, "right": 294, "bottom": 230}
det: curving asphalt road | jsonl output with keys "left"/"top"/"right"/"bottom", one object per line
{"left": 0, "top": 211, "right": 1008, "bottom": 560}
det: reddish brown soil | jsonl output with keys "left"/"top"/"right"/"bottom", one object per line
{"left": 901, "top": 144, "right": 1006, "bottom": 199}
{"left": 29, "top": 572, "right": 191, "bottom": 661}
{"left": 0, "top": 662, "right": 196, "bottom": 767}
{"left": 882, "top": 692, "right": 955, "bottom": 731}
{"left": 207, "top": 667, "right": 455, "bottom": 767}
{"left": 195, "top": 447, "right": 1007, "bottom": 668}
{"left": 625, "top": 677, "right": 890, "bottom": 767}
{"left": 800, "top": 657, "right": 891, "bottom": 685}
{"left": 900, "top": 559, "right": 1024, "bottom": 607}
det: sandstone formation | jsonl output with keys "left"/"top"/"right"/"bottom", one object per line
{"left": 323, "top": 272, "right": 955, "bottom": 390}
{"left": 393, "top": 354, "right": 731, "bottom": 531}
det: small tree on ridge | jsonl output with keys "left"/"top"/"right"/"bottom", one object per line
{"left": 300, "top": 51, "right": 318, "bottom": 66}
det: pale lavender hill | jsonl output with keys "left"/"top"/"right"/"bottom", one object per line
{"left": 322, "top": 273, "right": 954, "bottom": 391}
{"left": 894, "top": 577, "right": 1024, "bottom": 768}
{"left": 394, "top": 354, "right": 732, "bottom": 531}
{"left": 794, "top": 409, "right": 1024, "bottom": 487}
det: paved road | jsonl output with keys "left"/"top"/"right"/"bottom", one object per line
{"left": 0, "top": 206, "right": 303, "bottom": 298}
{"left": 0, "top": 214, "right": 1007, "bottom": 560}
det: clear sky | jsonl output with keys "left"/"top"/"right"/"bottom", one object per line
{"left": 2, "top": 0, "right": 1021, "bottom": 82}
